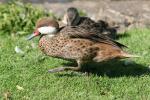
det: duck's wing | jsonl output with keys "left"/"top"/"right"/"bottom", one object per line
{"left": 59, "top": 26, "right": 127, "bottom": 48}
{"left": 92, "top": 33, "right": 127, "bottom": 48}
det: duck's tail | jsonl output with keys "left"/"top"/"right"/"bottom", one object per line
{"left": 120, "top": 52, "right": 140, "bottom": 58}
{"left": 93, "top": 49, "right": 140, "bottom": 62}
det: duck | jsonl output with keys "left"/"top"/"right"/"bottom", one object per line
{"left": 27, "top": 18, "right": 138, "bottom": 73}
{"left": 63, "top": 7, "right": 117, "bottom": 39}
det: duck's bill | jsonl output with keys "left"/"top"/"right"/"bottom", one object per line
{"left": 26, "top": 33, "right": 36, "bottom": 40}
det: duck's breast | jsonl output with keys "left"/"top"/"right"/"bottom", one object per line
{"left": 59, "top": 38, "right": 97, "bottom": 60}
{"left": 39, "top": 36, "right": 63, "bottom": 57}
{"left": 39, "top": 36, "right": 98, "bottom": 61}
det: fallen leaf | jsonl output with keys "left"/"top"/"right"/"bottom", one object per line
{"left": 16, "top": 85, "right": 24, "bottom": 91}
{"left": 15, "top": 46, "right": 24, "bottom": 54}
{"left": 3, "top": 91, "right": 11, "bottom": 100}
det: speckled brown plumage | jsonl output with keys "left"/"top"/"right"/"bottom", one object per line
{"left": 28, "top": 18, "right": 138, "bottom": 73}
{"left": 36, "top": 18, "right": 125, "bottom": 48}
{"left": 39, "top": 35, "right": 126, "bottom": 62}
{"left": 65, "top": 7, "right": 117, "bottom": 39}
{"left": 58, "top": 26, "right": 126, "bottom": 48}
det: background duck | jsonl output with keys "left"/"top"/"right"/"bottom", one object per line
{"left": 27, "top": 18, "right": 138, "bottom": 73}
{"left": 62, "top": 7, "right": 117, "bottom": 39}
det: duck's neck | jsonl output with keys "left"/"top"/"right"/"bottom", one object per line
{"left": 40, "top": 33, "right": 56, "bottom": 40}
{"left": 71, "top": 16, "right": 81, "bottom": 26}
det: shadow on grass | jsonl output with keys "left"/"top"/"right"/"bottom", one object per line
{"left": 57, "top": 60, "right": 149, "bottom": 78}
{"left": 116, "top": 32, "right": 130, "bottom": 40}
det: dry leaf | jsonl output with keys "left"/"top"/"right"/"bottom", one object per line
{"left": 15, "top": 46, "right": 24, "bottom": 54}
{"left": 16, "top": 85, "right": 24, "bottom": 91}
{"left": 3, "top": 91, "right": 11, "bottom": 100}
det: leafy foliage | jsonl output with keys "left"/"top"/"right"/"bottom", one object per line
{"left": 0, "top": 0, "right": 56, "bottom": 35}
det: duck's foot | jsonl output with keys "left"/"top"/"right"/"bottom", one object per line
{"left": 48, "top": 66, "right": 81, "bottom": 73}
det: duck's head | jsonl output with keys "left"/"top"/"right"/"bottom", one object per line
{"left": 27, "top": 18, "right": 59, "bottom": 40}
{"left": 63, "top": 7, "right": 80, "bottom": 26}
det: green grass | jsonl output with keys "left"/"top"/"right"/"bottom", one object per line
{"left": 0, "top": 28, "right": 150, "bottom": 100}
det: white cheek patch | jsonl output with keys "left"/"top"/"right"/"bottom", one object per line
{"left": 38, "top": 26, "right": 57, "bottom": 34}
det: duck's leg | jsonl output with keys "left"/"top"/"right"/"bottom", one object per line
{"left": 48, "top": 60, "right": 82, "bottom": 73}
